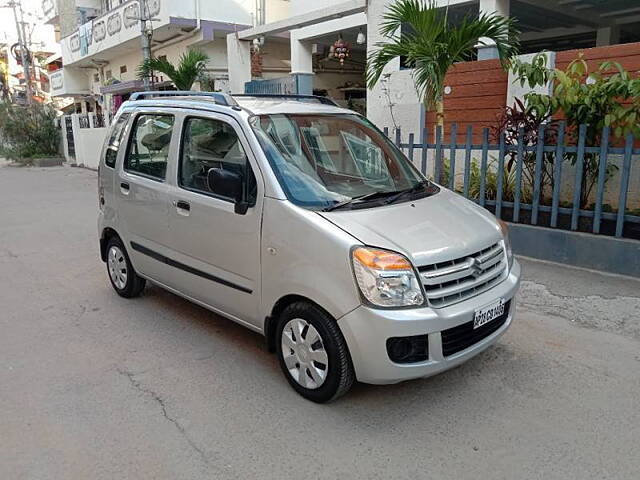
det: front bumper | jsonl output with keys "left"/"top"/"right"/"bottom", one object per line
{"left": 338, "top": 260, "right": 521, "bottom": 384}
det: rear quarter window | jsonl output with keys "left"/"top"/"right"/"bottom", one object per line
{"left": 103, "top": 113, "right": 130, "bottom": 168}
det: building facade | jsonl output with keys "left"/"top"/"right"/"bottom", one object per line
{"left": 226, "top": 0, "right": 640, "bottom": 135}
{"left": 44, "top": 0, "right": 290, "bottom": 118}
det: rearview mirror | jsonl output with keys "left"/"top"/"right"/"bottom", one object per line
{"left": 207, "top": 168, "right": 248, "bottom": 214}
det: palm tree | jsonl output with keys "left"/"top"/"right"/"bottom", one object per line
{"left": 367, "top": 0, "right": 519, "bottom": 126}
{"left": 137, "top": 50, "right": 209, "bottom": 91}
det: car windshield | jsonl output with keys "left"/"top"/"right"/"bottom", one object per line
{"left": 250, "top": 113, "right": 433, "bottom": 210}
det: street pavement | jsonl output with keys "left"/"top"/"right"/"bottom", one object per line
{"left": 1, "top": 164, "right": 639, "bottom": 480}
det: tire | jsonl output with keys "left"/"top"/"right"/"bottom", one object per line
{"left": 105, "top": 236, "right": 146, "bottom": 298}
{"left": 276, "top": 301, "right": 354, "bottom": 403}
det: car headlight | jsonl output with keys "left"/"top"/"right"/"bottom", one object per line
{"left": 499, "top": 220, "right": 514, "bottom": 271}
{"left": 352, "top": 247, "right": 424, "bottom": 308}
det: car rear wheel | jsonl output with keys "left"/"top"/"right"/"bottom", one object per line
{"left": 106, "top": 237, "right": 145, "bottom": 298}
{"left": 276, "top": 302, "right": 354, "bottom": 403}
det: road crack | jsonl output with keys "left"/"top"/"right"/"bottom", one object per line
{"left": 116, "top": 368, "right": 211, "bottom": 467}
{"left": 0, "top": 248, "right": 19, "bottom": 258}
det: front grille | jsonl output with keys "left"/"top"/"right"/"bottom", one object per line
{"left": 418, "top": 242, "right": 507, "bottom": 308}
{"left": 441, "top": 300, "right": 511, "bottom": 356}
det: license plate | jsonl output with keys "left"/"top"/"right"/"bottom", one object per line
{"left": 473, "top": 299, "right": 505, "bottom": 329}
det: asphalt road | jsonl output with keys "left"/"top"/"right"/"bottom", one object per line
{"left": 1, "top": 164, "right": 639, "bottom": 480}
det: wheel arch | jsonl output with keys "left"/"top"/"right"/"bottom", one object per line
{"left": 100, "top": 227, "right": 121, "bottom": 262}
{"left": 264, "top": 294, "right": 336, "bottom": 353}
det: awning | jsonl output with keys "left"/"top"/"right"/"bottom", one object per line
{"left": 100, "top": 80, "right": 144, "bottom": 95}
{"left": 100, "top": 79, "right": 173, "bottom": 95}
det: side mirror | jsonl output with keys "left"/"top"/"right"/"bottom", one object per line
{"left": 207, "top": 168, "right": 248, "bottom": 214}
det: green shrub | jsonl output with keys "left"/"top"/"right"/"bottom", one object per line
{"left": 512, "top": 53, "right": 636, "bottom": 207}
{"left": 442, "top": 157, "right": 530, "bottom": 203}
{"left": 0, "top": 101, "right": 59, "bottom": 163}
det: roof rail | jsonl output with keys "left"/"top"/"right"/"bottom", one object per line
{"left": 233, "top": 93, "right": 338, "bottom": 107}
{"left": 129, "top": 90, "right": 238, "bottom": 107}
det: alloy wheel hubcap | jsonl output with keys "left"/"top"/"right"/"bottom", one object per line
{"left": 281, "top": 318, "right": 328, "bottom": 389}
{"left": 107, "top": 246, "right": 128, "bottom": 290}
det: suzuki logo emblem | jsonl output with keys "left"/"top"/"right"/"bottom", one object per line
{"left": 468, "top": 257, "right": 483, "bottom": 277}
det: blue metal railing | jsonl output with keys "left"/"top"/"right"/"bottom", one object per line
{"left": 385, "top": 122, "right": 640, "bottom": 240}
{"left": 245, "top": 76, "right": 297, "bottom": 95}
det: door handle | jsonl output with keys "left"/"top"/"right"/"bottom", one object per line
{"left": 120, "top": 182, "right": 130, "bottom": 195}
{"left": 176, "top": 200, "right": 191, "bottom": 212}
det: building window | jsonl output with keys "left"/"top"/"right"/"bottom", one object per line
{"left": 106, "top": 70, "right": 112, "bottom": 79}
{"left": 120, "top": 65, "right": 127, "bottom": 74}
{"left": 93, "top": 73, "right": 99, "bottom": 83}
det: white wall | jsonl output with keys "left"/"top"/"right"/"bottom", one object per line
{"left": 197, "top": 0, "right": 252, "bottom": 25}
{"left": 60, "top": 114, "right": 108, "bottom": 168}
{"left": 50, "top": 67, "right": 92, "bottom": 97}
{"left": 62, "top": 0, "right": 258, "bottom": 67}
{"left": 101, "top": 49, "right": 141, "bottom": 86}
{"left": 199, "top": 0, "right": 290, "bottom": 25}
{"left": 75, "top": 127, "right": 108, "bottom": 169}
{"left": 91, "top": 35, "right": 229, "bottom": 94}
{"left": 366, "top": 0, "right": 424, "bottom": 134}
{"left": 265, "top": 0, "right": 291, "bottom": 23}
{"left": 367, "top": 69, "right": 424, "bottom": 135}
{"left": 259, "top": 40, "right": 291, "bottom": 74}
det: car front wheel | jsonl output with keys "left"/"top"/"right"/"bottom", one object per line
{"left": 276, "top": 302, "right": 354, "bottom": 403}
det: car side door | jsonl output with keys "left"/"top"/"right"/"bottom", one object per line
{"left": 166, "top": 113, "right": 264, "bottom": 329}
{"left": 117, "top": 110, "right": 178, "bottom": 281}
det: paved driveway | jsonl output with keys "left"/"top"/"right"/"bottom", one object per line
{"left": 1, "top": 164, "right": 639, "bottom": 480}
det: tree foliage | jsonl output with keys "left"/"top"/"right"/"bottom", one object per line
{"left": 0, "top": 101, "right": 59, "bottom": 162}
{"left": 137, "top": 50, "right": 209, "bottom": 91}
{"left": 513, "top": 53, "right": 640, "bottom": 141}
{"left": 366, "top": 0, "right": 520, "bottom": 111}
{"left": 509, "top": 53, "right": 639, "bottom": 206}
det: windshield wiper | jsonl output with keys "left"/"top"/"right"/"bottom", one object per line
{"left": 321, "top": 190, "right": 397, "bottom": 212}
{"left": 381, "top": 180, "right": 434, "bottom": 205}
{"left": 321, "top": 181, "right": 435, "bottom": 212}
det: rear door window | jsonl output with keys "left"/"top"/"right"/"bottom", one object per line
{"left": 124, "top": 114, "right": 175, "bottom": 181}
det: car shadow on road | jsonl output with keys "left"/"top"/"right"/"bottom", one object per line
{"left": 141, "top": 284, "right": 270, "bottom": 359}
{"left": 137, "top": 283, "right": 525, "bottom": 423}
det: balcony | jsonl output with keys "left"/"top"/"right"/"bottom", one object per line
{"left": 42, "top": 0, "right": 58, "bottom": 25}
{"left": 60, "top": 0, "right": 255, "bottom": 67}
{"left": 49, "top": 68, "right": 91, "bottom": 97}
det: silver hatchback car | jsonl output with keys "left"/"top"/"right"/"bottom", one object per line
{"left": 98, "top": 91, "right": 521, "bottom": 402}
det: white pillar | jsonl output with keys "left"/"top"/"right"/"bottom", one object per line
{"left": 226, "top": 33, "right": 252, "bottom": 94}
{"left": 478, "top": 0, "right": 510, "bottom": 60}
{"left": 290, "top": 30, "right": 313, "bottom": 74}
{"left": 596, "top": 26, "right": 620, "bottom": 47}
{"left": 290, "top": 30, "right": 314, "bottom": 95}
